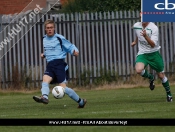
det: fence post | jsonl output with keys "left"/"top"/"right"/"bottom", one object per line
{"left": 75, "top": 12, "right": 81, "bottom": 86}
{"left": 0, "top": 14, "right": 5, "bottom": 89}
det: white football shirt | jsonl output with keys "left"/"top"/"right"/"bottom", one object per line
{"left": 133, "top": 22, "right": 160, "bottom": 55}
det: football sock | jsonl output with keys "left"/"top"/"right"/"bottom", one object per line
{"left": 64, "top": 87, "right": 84, "bottom": 105}
{"left": 41, "top": 82, "right": 50, "bottom": 99}
{"left": 162, "top": 77, "right": 172, "bottom": 96}
{"left": 141, "top": 69, "right": 154, "bottom": 80}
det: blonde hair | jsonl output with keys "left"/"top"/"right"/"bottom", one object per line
{"left": 44, "top": 19, "right": 55, "bottom": 28}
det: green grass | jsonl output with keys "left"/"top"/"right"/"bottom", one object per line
{"left": 0, "top": 86, "right": 175, "bottom": 132}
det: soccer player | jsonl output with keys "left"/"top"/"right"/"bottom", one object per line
{"left": 131, "top": 21, "right": 173, "bottom": 102}
{"left": 33, "top": 19, "right": 87, "bottom": 108}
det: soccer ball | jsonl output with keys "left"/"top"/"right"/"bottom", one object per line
{"left": 52, "top": 86, "right": 65, "bottom": 99}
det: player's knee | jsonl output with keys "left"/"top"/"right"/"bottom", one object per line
{"left": 43, "top": 75, "right": 52, "bottom": 83}
{"left": 135, "top": 68, "right": 143, "bottom": 74}
{"left": 135, "top": 63, "right": 144, "bottom": 74}
{"left": 157, "top": 72, "right": 165, "bottom": 79}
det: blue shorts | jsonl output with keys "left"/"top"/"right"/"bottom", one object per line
{"left": 44, "top": 59, "right": 69, "bottom": 84}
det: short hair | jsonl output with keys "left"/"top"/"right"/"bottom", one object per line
{"left": 44, "top": 19, "right": 55, "bottom": 28}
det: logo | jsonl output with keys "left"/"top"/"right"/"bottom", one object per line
{"left": 55, "top": 88, "right": 60, "bottom": 94}
{"left": 142, "top": 0, "right": 175, "bottom": 22}
{"left": 154, "top": 0, "right": 175, "bottom": 10}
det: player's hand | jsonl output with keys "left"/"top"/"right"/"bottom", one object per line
{"left": 41, "top": 53, "right": 45, "bottom": 58}
{"left": 73, "top": 50, "right": 79, "bottom": 56}
{"left": 131, "top": 41, "right": 137, "bottom": 47}
{"left": 140, "top": 29, "right": 147, "bottom": 37}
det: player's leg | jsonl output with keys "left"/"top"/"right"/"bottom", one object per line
{"left": 135, "top": 54, "right": 155, "bottom": 90}
{"left": 59, "top": 83, "right": 87, "bottom": 108}
{"left": 56, "top": 62, "right": 87, "bottom": 108}
{"left": 157, "top": 72, "right": 172, "bottom": 102}
{"left": 33, "top": 61, "right": 54, "bottom": 104}
{"left": 33, "top": 75, "right": 52, "bottom": 104}
{"left": 41, "top": 75, "right": 52, "bottom": 99}
{"left": 149, "top": 51, "right": 172, "bottom": 102}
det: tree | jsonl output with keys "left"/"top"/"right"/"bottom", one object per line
{"left": 60, "top": 0, "right": 141, "bottom": 13}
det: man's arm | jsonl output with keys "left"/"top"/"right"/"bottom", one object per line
{"left": 141, "top": 28, "right": 158, "bottom": 48}
{"left": 131, "top": 36, "right": 138, "bottom": 47}
{"left": 62, "top": 38, "right": 79, "bottom": 56}
{"left": 144, "top": 34, "right": 155, "bottom": 48}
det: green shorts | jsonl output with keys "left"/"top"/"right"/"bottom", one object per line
{"left": 135, "top": 51, "right": 164, "bottom": 73}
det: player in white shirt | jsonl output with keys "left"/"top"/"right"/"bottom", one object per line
{"left": 132, "top": 20, "right": 172, "bottom": 102}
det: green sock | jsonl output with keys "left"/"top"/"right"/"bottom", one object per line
{"left": 162, "top": 80, "right": 172, "bottom": 96}
{"left": 142, "top": 70, "right": 154, "bottom": 80}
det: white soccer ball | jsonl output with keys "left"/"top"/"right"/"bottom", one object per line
{"left": 52, "top": 86, "right": 65, "bottom": 99}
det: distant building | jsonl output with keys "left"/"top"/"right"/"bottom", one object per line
{"left": 0, "top": 0, "right": 65, "bottom": 23}
{"left": 0, "top": 0, "right": 64, "bottom": 15}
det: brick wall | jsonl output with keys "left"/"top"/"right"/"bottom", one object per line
{"left": 0, "top": 0, "right": 69, "bottom": 15}
{"left": 60, "top": 0, "right": 67, "bottom": 4}
{"left": 0, "top": 0, "right": 47, "bottom": 15}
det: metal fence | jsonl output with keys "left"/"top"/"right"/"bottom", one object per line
{"left": 0, "top": 11, "right": 175, "bottom": 88}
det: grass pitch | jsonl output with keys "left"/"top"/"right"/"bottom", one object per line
{"left": 0, "top": 86, "right": 175, "bottom": 132}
